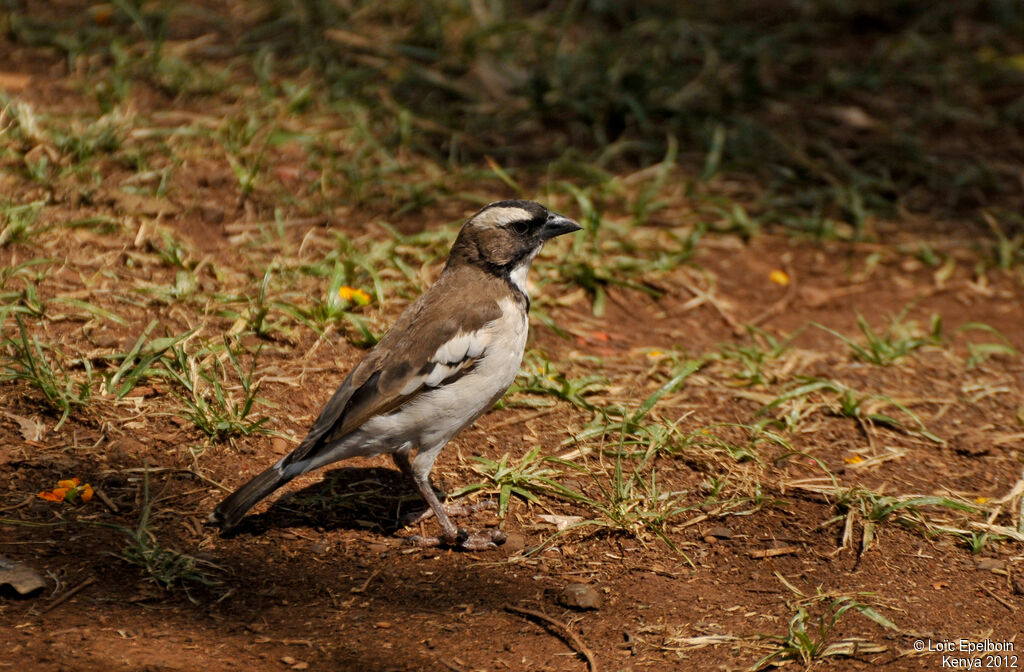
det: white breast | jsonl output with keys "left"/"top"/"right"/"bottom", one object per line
{"left": 359, "top": 296, "right": 529, "bottom": 454}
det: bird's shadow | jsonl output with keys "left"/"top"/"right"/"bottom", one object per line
{"left": 222, "top": 466, "right": 432, "bottom": 538}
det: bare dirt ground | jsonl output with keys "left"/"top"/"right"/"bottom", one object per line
{"left": 2, "top": 3, "right": 1024, "bottom": 671}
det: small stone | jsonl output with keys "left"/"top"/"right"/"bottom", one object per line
{"left": 1012, "top": 577, "right": 1024, "bottom": 596}
{"left": 708, "top": 526, "right": 733, "bottom": 539}
{"left": 559, "top": 583, "right": 602, "bottom": 611}
{"left": 272, "top": 438, "right": 289, "bottom": 455}
{"left": 375, "top": 621, "right": 391, "bottom": 629}
{"left": 503, "top": 533, "right": 526, "bottom": 555}
{"left": 976, "top": 558, "right": 1004, "bottom": 572}
{"left": 292, "top": 663, "right": 308, "bottom": 671}
{"left": 91, "top": 331, "right": 120, "bottom": 349}
{"left": 280, "top": 656, "right": 296, "bottom": 666}
{"left": 703, "top": 535, "right": 717, "bottom": 544}
{"left": 953, "top": 431, "right": 991, "bottom": 457}
{"left": 310, "top": 541, "right": 329, "bottom": 555}
{"left": 366, "top": 542, "right": 389, "bottom": 555}
{"left": 199, "top": 202, "right": 225, "bottom": 224}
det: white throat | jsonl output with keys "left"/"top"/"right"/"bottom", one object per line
{"left": 508, "top": 249, "right": 539, "bottom": 296}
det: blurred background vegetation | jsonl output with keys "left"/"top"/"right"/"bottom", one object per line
{"left": 3, "top": 0, "right": 1023, "bottom": 238}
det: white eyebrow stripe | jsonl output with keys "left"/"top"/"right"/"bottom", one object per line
{"left": 474, "top": 207, "right": 532, "bottom": 228}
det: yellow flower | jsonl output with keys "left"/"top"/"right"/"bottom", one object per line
{"left": 338, "top": 286, "right": 371, "bottom": 306}
{"left": 769, "top": 269, "right": 790, "bottom": 286}
{"left": 647, "top": 350, "right": 663, "bottom": 358}
{"left": 843, "top": 455, "right": 864, "bottom": 464}
{"left": 975, "top": 496, "right": 989, "bottom": 504}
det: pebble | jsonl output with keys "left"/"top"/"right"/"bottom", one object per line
{"left": 200, "top": 202, "right": 225, "bottom": 224}
{"left": 975, "top": 558, "right": 1004, "bottom": 572}
{"left": 366, "top": 542, "right": 390, "bottom": 555}
{"left": 559, "top": 583, "right": 602, "bottom": 611}
{"left": 503, "top": 533, "right": 526, "bottom": 555}
{"left": 708, "top": 525, "right": 733, "bottom": 539}
{"left": 91, "top": 331, "right": 121, "bottom": 349}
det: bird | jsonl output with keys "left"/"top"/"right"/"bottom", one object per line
{"left": 208, "top": 200, "right": 581, "bottom": 550}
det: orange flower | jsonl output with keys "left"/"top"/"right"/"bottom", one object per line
{"left": 338, "top": 286, "right": 371, "bottom": 306}
{"left": 843, "top": 455, "right": 864, "bottom": 464}
{"left": 769, "top": 269, "right": 790, "bottom": 286}
{"left": 38, "top": 478, "right": 92, "bottom": 504}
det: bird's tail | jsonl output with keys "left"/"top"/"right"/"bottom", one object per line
{"left": 207, "top": 465, "right": 289, "bottom": 532}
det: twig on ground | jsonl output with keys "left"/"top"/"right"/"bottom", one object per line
{"left": 93, "top": 487, "right": 119, "bottom": 513}
{"left": 40, "top": 576, "right": 96, "bottom": 614}
{"left": 749, "top": 546, "right": 800, "bottom": 559}
{"left": 677, "top": 275, "right": 744, "bottom": 337}
{"left": 350, "top": 569, "right": 381, "bottom": 594}
{"left": 981, "top": 585, "right": 1016, "bottom": 613}
{"left": 504, "top": 603, "right": 598, "bottom": 672}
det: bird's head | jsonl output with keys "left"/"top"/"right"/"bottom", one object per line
{"left": 447, "top": 200, "right": 581, "bottom": 273}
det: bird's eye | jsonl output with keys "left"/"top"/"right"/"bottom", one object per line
{"left": 510, "top": 221, "right": 529, "bottom": 235}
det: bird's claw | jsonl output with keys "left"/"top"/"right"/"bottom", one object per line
{"left": 407, "top": 528, "right": 506, "bottom": 551}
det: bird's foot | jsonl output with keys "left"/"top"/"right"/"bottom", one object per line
{"left": 400, "top": 498, "right": 496, "bottom": 527}
{"left": 408, "top": 528, "right": 506, "bottom": 551}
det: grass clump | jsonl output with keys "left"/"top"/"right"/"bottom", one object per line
{"left": 109, "top": 469, "right": 221, "bottom": 591}
{"left": 1, "top": 316, "right": 92, "bottom": 430}
{"left": 456, "top": 445, "right": 582, "bottom": 518}
{"left": 754, "top": 594, "right": 897, "bottom": 669}
{"left": 163, "top": 337, "right": 270, "bottom": 443}
{"left": 0, "top": 200, "right": 47, "bottom": 248}
{"left": 814, "top": 310, "right": 942, "bottom": 366}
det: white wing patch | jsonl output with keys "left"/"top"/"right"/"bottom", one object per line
{"left": 473, "top": 206, "right": 531, "bottom": 229}
{"left": 434, "top": 331, "right": 486, "bottom": 364}
{"left": 398, "top": 329, "right": 492, "bottom": 396}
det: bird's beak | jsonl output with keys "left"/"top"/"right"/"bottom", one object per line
{"left": 540, "top": 211, "right": 582, "bottom": 240}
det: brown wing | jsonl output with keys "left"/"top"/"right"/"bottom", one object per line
{"left": 281, "top": 264, "right": 506, "bottom": 467}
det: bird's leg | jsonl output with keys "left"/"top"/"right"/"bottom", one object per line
{"left": 392, "top": 450, "right": 504, "bottom": 551}
{"left": 400, "top": 498, "right": 497, "bottom": 526}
